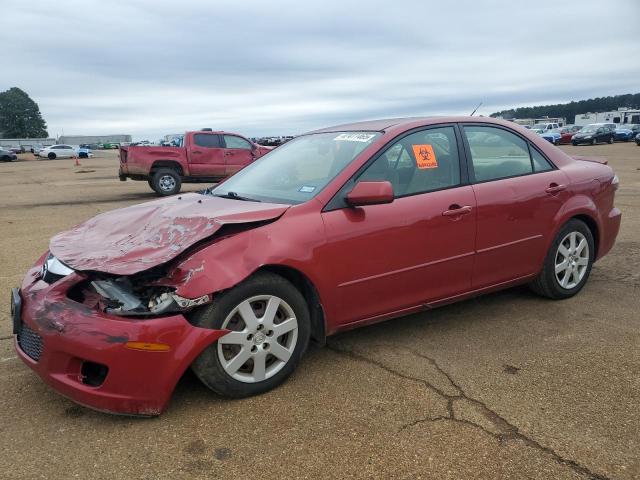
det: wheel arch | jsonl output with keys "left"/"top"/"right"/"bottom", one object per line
{"left": 256, "top": 265, "right": 326, "bottom": 346}
{"left": 571, "top": 213, "right": 600, "bottom": 258}
{"left": 150, "top": 160, "right": 184, "bottom": 176}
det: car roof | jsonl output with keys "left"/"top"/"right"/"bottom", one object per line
{"left": 306, "top": 116, "right": 519, "bottom": 135}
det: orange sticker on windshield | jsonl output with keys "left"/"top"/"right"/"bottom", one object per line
{"left": 412, "top": 144, "right": 437, "bottom": 169}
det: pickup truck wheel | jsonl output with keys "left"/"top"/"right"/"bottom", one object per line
{"left": 151, "top": 168, "right": 181, "bottom": 196}
{"left": 47, "top": 152, "right": 56, "bottom": 160}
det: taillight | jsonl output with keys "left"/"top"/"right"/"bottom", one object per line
{"left": 611, "top": 174, "right": 619, "bottom": 190}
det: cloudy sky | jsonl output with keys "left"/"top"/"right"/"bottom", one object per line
{"left": 3, "top": 0, "right": 639, "bottom": 140}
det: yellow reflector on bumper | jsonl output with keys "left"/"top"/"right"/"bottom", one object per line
{"left": 125, "top": 342, "right": 171, "bottom": 352}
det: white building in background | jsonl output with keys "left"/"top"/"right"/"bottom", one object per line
{"left": 57, "top": 134, "right": 132, "bottom": 145}
{"left": 503, "top": 117, "right": 566, "bottom": 128}
{"left": 574, "top": 108, "right": 640, "bottom": 127}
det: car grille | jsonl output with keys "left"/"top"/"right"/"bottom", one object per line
{"left": 17, "top": 323, "right": 44, "bottom": 362}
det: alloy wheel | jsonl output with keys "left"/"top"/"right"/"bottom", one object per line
{"left": 217, "top": 295, "right": 299, "bottom": 383}
{"left": 158, "top": 175, "right": 176, "bottom": 192}
{"left": 555, "top": 231, "right": 589, "bottom": 289}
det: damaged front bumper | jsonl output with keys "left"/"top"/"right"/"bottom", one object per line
{"left": 14, "top": 264, "right": 227, "bottom": 416}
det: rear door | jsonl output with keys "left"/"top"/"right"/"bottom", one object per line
{"left": 461, "top": 124, "right": 570, "bottom": 288}
{"left": 187, "top": 133, "right": 226, "bottom": 177}
{"left": 222, "top": 134, "right": 254, "bottom": 175}
{"left": 320, "top": 125, "right": 477, "bottom": 326}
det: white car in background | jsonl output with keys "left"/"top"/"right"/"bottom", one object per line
{"left": 38, "top": 145, "right": 77, "bottom": 160}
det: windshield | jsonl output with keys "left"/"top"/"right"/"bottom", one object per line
{"left": 209, "top": 131, "right": 381, "bottom": 204}
{"left": 581, "top": 127, "right": 597, "bottom": 133}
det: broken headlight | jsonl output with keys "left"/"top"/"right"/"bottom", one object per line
{"left": 90, "top": 277, "right": 210, "bottom": 317}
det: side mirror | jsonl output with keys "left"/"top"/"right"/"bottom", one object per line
{"left": 346, "top": 181, "right": 394, "bottom": 207}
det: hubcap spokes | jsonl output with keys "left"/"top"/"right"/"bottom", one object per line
{"left": 555, "top": 231, "right": 589, "bottom": 289}
{"left": 159, "top": 175, "right": 176, "bottom": 191}
{"left": 217, "top": 295, "right": 298, "bottom": 383}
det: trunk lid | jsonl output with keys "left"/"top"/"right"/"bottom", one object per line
{"left": 49, "top": 193, "right": 290, "bottom": 275}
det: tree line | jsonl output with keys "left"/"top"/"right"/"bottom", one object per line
{"left": 0, "top": 87, "right": 49, "bottom": 138}
{"left": 491, "top": 93, "right": 640, "bottom": 124}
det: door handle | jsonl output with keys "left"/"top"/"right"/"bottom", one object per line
{"left": 442, "top": 205, "right": 472, "bottom": 217}
{"left": 192, "top": 150, "right": 202, "bottom": 154}
{"left": 545, "top": 183, "right": 566, "bottom": 194}
{"left": 224, "top": 151, "right": 233, "bottom": 156}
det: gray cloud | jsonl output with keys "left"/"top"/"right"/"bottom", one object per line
{"left": 2, "top": 0, "right": 639, "bottom": 139}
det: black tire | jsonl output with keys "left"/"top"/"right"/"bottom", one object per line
{"left": 591, "top": 138, "right": 596, "bottom": 146}
{"left": 190, "top": 272, "right": 311, "bottom": 398}
{"left": 608, "top": 136, "right": 613, "bottom": 144}
{"left": 572, "top": 141, "right": 577, "bottom": 146}
{"left": 151, "top": 168, "right": 181, "bottom": 196}
{"left": 529, "top": 219, "right": 595, "bottom": 300}
{"left": 1, "top": 155, "right": 10, "bottom": 162}
{"left": 47, "top": 152, "right": 56, "bottom": 160}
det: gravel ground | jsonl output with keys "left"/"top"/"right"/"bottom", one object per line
{"left": 0, "top": 144, "right": 638, "bottom": 479}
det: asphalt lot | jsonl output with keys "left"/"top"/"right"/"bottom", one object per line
{"left": 0, "top": 144, "right": 638, "bottom": 479}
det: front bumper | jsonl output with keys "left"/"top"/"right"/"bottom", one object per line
{"left": 14, "top": 266, "right": 227, "bottom": 416}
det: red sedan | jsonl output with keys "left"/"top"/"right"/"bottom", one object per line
{"left": 11, "top": 117, "right": 621, "bottom": 415}
{"left": 558, "top": 125, "right": 583, "bottom": 144}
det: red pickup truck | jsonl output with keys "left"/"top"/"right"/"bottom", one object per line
{"left": 119, "top": 130, "right": 272, "bottom": 195}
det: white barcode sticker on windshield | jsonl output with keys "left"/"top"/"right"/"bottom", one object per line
{"left": 334, "top": 133, "right": 376, "bottom": 143}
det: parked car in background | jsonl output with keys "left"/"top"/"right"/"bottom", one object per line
{"left": 557, "top": 125, "right": 582, "bottom": 144}
{"left": 7, "top": 146, "right": 25, "bottom": 154}
{"left": 38, "top": 145, "right": 77, "bottom": 160}
{"left": 614, "top": 126, "right": 635, "bottom": 142}
{"left": 77, "top": 146, "right": 94, "bottom": 158}
{"left": 572, "top": 124, "right": 614, "bottom": 145}
{"left": 614, "top": 124, "right": 639, "bottom": 142}
{"left": 0, "top": 148, "right": 18, "bottom": 161}
{"left": 533, "top": 122, "right": 560, "bottom": 131}
{"left": 635, "top": 133, "right": 640, "bottom": 146}
{"left": 101, "top": 142, "right": 120, "bottom": 149}
{"left": 532, "top": 128, "right": 560, "bottom": 145}
{"left": 12, "top": 116, "right": 621, "bottom": 415}
{"left": 119, "top": 130, "right": 273, "bottom": 195}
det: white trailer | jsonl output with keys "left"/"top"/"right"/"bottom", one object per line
{"left": 575, "top": 108, "right": 640, "bottom": 126}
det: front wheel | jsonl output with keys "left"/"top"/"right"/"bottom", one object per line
{"left": 151, "top": 168, "right": 181, "bottom": 196}
{"left": 529, "top": 219, "right": 594, "bottom": 299}
{"left": 190, "top": 272, "right": 310, "bottom": 398}
{"left": 47, "top": 152, "right": 56, "bottom": 160}
{"left": 608, "top": 136, "right": 614, "bottom": 144}
{"left": 591, "top": 138, "right": 597, "bottom": 146}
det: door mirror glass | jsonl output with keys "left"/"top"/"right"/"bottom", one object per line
{"left": 346, "top": 181, "right": 394, "bottom": 206}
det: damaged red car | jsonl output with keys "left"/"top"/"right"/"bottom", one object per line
{"left": 11, "top": 117, "right": 621, "bottom": 415}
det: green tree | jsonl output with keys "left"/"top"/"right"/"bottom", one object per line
{"left": 0, "top": 87, "right": 48, "bottom": 138}
{"left": 491, "top": 93, "right": 640, "bottom": 124}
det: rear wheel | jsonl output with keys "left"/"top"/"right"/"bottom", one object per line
{"left": 529, "top": 219, "right": 594, "bottom": 299}
{"left": 190, "top": 272, "right": 310, "bottom": 398}
{"left": 608, "top": 136, "right": 614, "bottom": 144}
{"left": 591, "top": 138, "right": 596, "bottom": 146}
{"left": 151, "top": 168, "right": 181, "bottom": 196}
{"left": 47, "top": 152, "right": 56, "bottom": 160}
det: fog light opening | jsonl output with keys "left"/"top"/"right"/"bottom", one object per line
{"left": 81, "top": 361, "right": 109, "bottom": 387}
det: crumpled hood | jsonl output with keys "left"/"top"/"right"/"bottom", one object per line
{"left": 49, "top": 193, "right": 290, "bottom": 275}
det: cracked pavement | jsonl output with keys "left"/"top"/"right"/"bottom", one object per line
{"left": 0, "top": 145, "right": 638, "bottom": 479}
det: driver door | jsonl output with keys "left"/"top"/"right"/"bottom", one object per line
{"left": 319, "top": 125, "right": 476, "bottom": 326}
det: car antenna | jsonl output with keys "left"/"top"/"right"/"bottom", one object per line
{"left": 470, "top": 102, "right": 482, "bottom": 116}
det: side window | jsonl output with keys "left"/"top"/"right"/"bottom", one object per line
{"left": 224, "top": 135, "right": 252, "bottom": 150}
{"left": 194, "top": 134, "right": 221, "bottom": 148}
{"left": 358, "top": 126, "right": 461, "bottom": 197}
{"left": 464, "top": 126, "right": 532, "bottom": 182}
{"left": 530, "top": 147, "right": 553, "bottom": 172}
